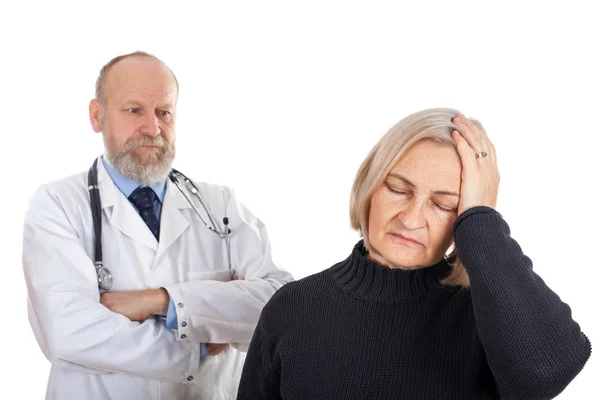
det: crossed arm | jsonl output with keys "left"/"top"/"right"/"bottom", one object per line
{"left": 100, "top": 285, "right": 229, "bottom": 356}
{"left": 23, "top": 185, "right": 293, "bottom": 379}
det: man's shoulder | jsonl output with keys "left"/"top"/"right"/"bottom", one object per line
{"left": 192, "top": 179, "right": 234, "bottom": 197}
{"left": 27, "top": 170, "right": 89, "bottom": 213}
{"left": 49, "top": 170, "right": 88, "bottom": 189}
{"left": 176, "top": 177, "right": 257, "bottom": 219}
{"left": 173, "top": 173, "right": 235, "bottom": 201}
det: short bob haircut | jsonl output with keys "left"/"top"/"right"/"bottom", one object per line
{"left": 350, "top": 107, "right": 485, "bottom": 287}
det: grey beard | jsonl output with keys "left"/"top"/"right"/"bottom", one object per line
{"left": 104, "top": 136, "right": 175, "bottom": 185}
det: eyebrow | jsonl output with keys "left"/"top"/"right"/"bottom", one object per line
{"left": 122, "top": 100, "right": 174, "bottom": 108}
{"left": 387, "top": 173, "right": 459, "bottom": 197}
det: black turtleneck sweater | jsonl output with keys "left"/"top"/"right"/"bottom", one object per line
{"left": 236, "top": 207, "right": 591, "bottom": 399}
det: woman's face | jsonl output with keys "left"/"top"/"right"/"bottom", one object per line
{"left": 367, "top": 140, "right": 462, "bottom": 269}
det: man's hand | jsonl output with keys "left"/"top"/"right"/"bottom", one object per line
{"left": 100, "top": 289, "right": 170, "bottom": 322}
{"left": 102, "top": 290, "right": 230, "bottom": 356}
{"left": 206, "top": 343, "right": 228, "bottom": 356}
{"left": 202, "top": 277, "right": 241, "bottom": 356}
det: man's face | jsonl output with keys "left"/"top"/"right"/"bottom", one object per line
{"left": 90, "top": 56, "right": 178, "bottom": 184}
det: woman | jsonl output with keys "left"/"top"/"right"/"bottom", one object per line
{"left": 236, "top": 109, "right": 591, "bottom": 399}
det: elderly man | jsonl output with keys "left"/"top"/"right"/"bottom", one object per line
{"left": 23, "top": 51, "right": 293, "bottom": 400}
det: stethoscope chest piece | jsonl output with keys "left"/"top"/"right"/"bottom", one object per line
{"left": 95, "top": 262, "right": 113, "bottom": 291}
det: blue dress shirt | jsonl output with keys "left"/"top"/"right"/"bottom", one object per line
{"left": 102, "top": 157, "right": 208, "bottom": 362}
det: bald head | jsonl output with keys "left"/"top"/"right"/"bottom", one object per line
{"left": 95, "top": 51, "right": 179, "bottom": 104}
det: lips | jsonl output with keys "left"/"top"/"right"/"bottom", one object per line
{"left": 389, "top": 232, "right": 423, "bottom": 246}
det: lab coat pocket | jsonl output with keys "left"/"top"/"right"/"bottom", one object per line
{"left": 186, "top": 269, "right": 231, "bottom": 282}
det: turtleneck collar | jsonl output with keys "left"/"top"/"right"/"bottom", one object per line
{"left": 331, "top": 240, "right": 452, "bottom": 303}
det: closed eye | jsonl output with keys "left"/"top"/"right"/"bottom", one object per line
{"left": 386, "top": 182, "right": 456, "bottom": 212}
{"left": 384, "top": 182, "right": 407, "bottom": 195}
{"left": 433, "top": 202, "right": 456, "bottom": 213}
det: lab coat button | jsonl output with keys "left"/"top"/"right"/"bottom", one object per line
{"left": 181, "top": 334, "right": 187, "bottom": 339}
{"left": 178, "top": 302, "right": 184, "bottom": 308}
{"left": 187, "top": 376, "right": 194, "bottom": 381}
{"left": 181, "top": 322, "right": 187, "bottom": 327}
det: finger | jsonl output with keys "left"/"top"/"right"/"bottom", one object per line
{"left": 452, "top": 130, "right": 477, "bottom": 170}
{"left": 488, "top": 141, "right": 497, "bottom": 162}
{"left": 452, "top": 115, "right": 480, "bottom": 149}
{"left": 483, "top": 132, "right": 497, "bottom": 162}
{"left": 463, "top": 118, "right": 499, "bottom": 163}
{"left": 463, "top": 118, "right": 487, "bottom": 140}
{"left": 453, "top": 115, "right": 497, "bottom": 163}
{"left": 463, "top": 118, "right": 494, "bottom": 160}
{"left": 455, "top": 121, "right": 485, "bottom": 156}
{"left": 206, "top": 343, "right": 228, "bottom": 356}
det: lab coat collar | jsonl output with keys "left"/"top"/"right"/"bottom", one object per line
{"left": 95, "top": 157, "right": 192, "bottom": 252}
{"left": 156, "top": 177, "right": 192, "bottom": 256}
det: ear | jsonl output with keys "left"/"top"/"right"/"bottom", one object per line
{"left": 89, "top": 99, "right": 103, "bottom": 133}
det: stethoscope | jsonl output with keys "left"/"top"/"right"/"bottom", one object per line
{"left": 88, "top": 158, "right": 233, "bottom": 290}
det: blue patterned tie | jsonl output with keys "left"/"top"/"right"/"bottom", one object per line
{"left": 128, "top": 187, "right": 160, "bottom": 241}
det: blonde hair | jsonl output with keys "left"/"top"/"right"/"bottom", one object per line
{"left": 350, "top": 108, "right": 484, "bottom": 287}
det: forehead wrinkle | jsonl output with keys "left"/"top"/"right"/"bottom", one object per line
{"left": 390, "top": 164, "right": 460, "bottom": 196}
{"left": 391, "top": 146, "right": 461, "bottom": 194}
{"left": 116, "top": 88, "right": 176, "bottom": 107}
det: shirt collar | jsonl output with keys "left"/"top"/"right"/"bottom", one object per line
{"left": 102, "top": 156, "right": 167, "bottom": 202}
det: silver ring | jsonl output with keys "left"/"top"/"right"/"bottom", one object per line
{"left": 475, "top": 151, "right": 488, "bottom": 159}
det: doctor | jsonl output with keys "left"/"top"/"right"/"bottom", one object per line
{"left": 22, "top": 51, "right": 293, "bottom": 400}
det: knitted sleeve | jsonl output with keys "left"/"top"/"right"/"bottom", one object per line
{"left": 454, "top": 206, "right": 592, "bottom": 400}
{"left": 236, "top": 314, "right": 282, "bottom": 400}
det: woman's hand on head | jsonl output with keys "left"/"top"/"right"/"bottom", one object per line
{"left": 451, "top": 114, "right": 500, "bottom": 216}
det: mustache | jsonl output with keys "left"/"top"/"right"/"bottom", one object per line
{"left": 123, "top": 135, "right": 169, "bottom": 151}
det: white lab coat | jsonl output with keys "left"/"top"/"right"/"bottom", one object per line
{"left": 22, "top": 157, "right": 293, "bottom": 400}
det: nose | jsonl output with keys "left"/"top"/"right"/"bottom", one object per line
{"left": 397, "top": 199, "right": 426, "bottom": 230}
{"left": 140, "top": 112, "right": 161, "bottom": 137}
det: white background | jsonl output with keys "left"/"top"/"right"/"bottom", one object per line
{"left": 1, "top": 1, "right": 598, "bottom": 398}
